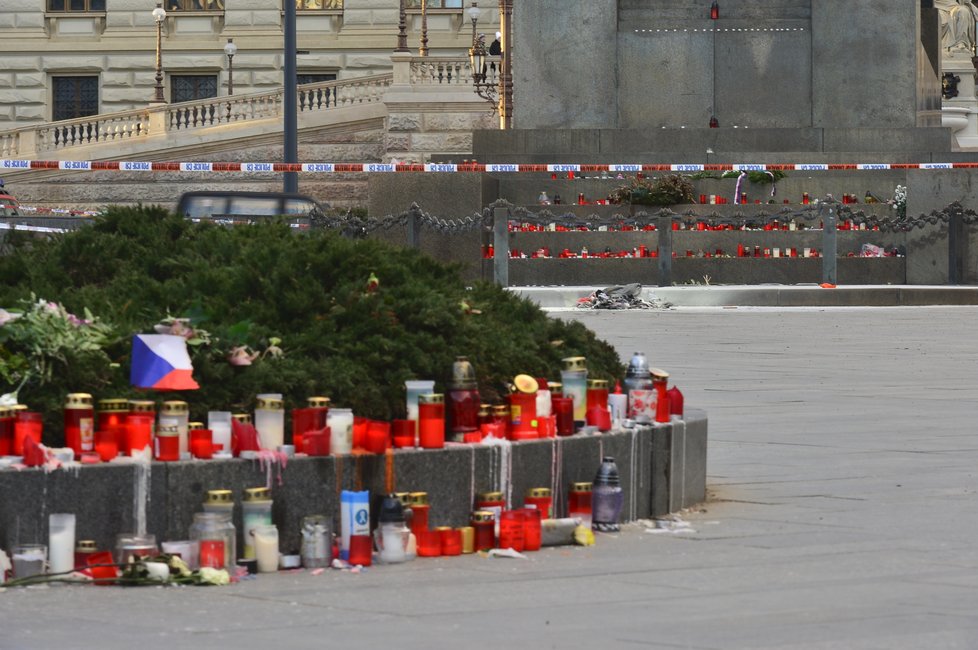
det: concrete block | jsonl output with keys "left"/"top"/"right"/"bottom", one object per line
{"left": 682, "top": 409, "right": 708, "bottom": 508}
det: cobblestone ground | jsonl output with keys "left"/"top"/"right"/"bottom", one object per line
{"left": 2, "top": 306, "right": 976, "bottom": 650}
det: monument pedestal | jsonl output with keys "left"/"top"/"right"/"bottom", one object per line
{"left": 942, "top": 56, "right": 978, "bottom": 150}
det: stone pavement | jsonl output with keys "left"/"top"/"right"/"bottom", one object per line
{"left": 3, "top": 306, "right": 978, "bottom": 649}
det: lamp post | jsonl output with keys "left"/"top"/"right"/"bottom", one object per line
{"left": 284, "top": 0, "right": 298, "bottom": 193}
{"left": 224, "top": 38, "right": 237, "bottom": 120}
{"left": 395, "top": 0, "right": 409, "bottom": 52}
{"left": 152, "top": 3, "right": 167, "bottom": 103}
{"left": 467, "top": 2, "right": 480, "bottom": 47}
{"left": 498, "top": 0, "right": 513, "bottom": 130}
{"left": 420, "top": 0, "right": 429, "bottom": 56}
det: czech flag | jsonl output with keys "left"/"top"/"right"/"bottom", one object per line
{"left": 130, "top": 334, "right": 200, "bottom": 391}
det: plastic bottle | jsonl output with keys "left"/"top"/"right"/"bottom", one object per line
{"left": 592, "top": 456, "right": 624, "bottom": 532}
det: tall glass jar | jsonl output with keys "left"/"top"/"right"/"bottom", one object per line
{"left": 418, "top": 394, "right": 445, "bottom": 449}
{"left": 64, "top": 393, "right": 95, "bottom": 459}
{"left": 160, "top": 400, "right": 189, "bottom": 456}
{"left": 126, "top": 400, "right": 156, "bottom": 456}
{"left": 254, "top": 396, "right": 285, "bottom": 450}
{"left": 189, "top": 512, "right": 236, "bottom": 571}
{"left": 560, "top": 357, "right": 588, "bottom": 422}
{"left": 242, "top": 487, "right": 273, "bottom": 559}
{"left": 447, "top": 357, "right": 480, "bottom": 442}
{"left": 207, "top": 411, "right": 233, "bottom": 454}
{"left": 327, "top": 408, "right": 354, "bottom": 455}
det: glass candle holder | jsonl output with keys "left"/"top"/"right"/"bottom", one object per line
{"left": 477, "top": 491, "right": 506, "bottom": 536}
{"left": 561, "top": 356, "right": 588, "bottom": 422}
{"left": 207, "top": 411, "right": 233, "bottom": 453}
{"left": 48, "top": 513, "right": 76, "bottom": 574}
{"left": 13, "top": 410, "right": 43, "bottom": 456}
{"left": 291, "top": 407, "right": 318, "bottom": 455}
{"left": 652, "top": 369, "right": 671, "bottom": 424}
{"left": 242, "top": 487, "right": 273, "bottom": 560}
{"left": 64, "top": 393, "right": 94, "bottom": 459}
{"left": 507, "top": 391, "right": 538, "bottom": 440}
{"left": 12, "top": 543, "right": 47, "bottom": 578}
{"left": 522, "top": 508, "right": 542, "bottom": 552}
{"left": 154, "top": 423, "right": 179, "bottom": 461}
{"left": 471, "top": 510, "right": 495, "bottom": 551}
{"left": 327, "top": 408, "right": 354, "bottom": 455}
{"left": 252, "top": 525, "right": 280, "bottom": 573}
{"left": 408, "top": 492, "right": 430, "bottom": 538}
{"left": 0, "top": 406, "right": 13, "bottom": 456}
{"left": 392, "top": 419, "right": 415, "bottom": 448}
{"left": 418, "top": 394, "right": 445, "bottom": 449}
{"left": 254, "top": 396, "right": 285, "bottom": 451}
{"left": 405, "top": 379, "right": 435, "bottom": 444}
{"left": 498, "top": 510, "right": 525, "bottom": 552}
{"left": 160, "top": 400, "right": 189, "bottom": 456}
{"left": 189, "top": 428, "right": 214, "bottom": 459}
{"left": 524, "top": 488, "right": 553, "bottom": 519}
{"left": 127, "top": 400, "right": 156, "bottom": 455}
{"left": 552, "top": 397, "right": 575, "bottom": 436}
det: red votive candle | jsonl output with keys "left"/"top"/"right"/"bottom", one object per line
{"left": 418, "top": 394, "right": 445, "bottom": 449}
{"left": 524, "top": 488, "right": 553, "bottom": 519}
{"left": 348, "top": 534, "right": 373, "bottom": 566}
{"left": 498, "top": 510, "right": 525, "bottom": 552}
{"left": 13, "top": 410, "right": 43, "bottom": 455}
{"left": 126, "top": 400, "right": 156, "bottom": 455}
{"left": 94, "top": 430, "right": 119, "bottom": 462}
{"left": 87, "top": 550, "right": 119, "bottom": 586}
{"left": 522, "top": 508, "right": 542, "bottom": 552}
{"left": 154, "top": 425, "right": 179, "bottom": 461}
{"left": 507, "top": 391, "right": 537, "bottom": 439}
{"left": 552, "top": 397, "right": 575, "bottom": 436}
{"left": 568, "top": 482, "right": 593, "bottom": 521}
{"left": 190, "top": 428, "right": 214, "bottom": 459}
{"left": 471, "top": 511, "right": 495, "bottom": 550}
{"left": 417, "top": 529, "right": 442, "bottom": 557}
{"left": 409, "top": 493, "right": 430, "bottom": 537}
{"left": 291, "top": 407, "right": 317, "bottom": 455}
{"left": 199, "top": 540, "right": 225, "bottom": 569}
{"left": 366, "top": 420, "right": 391, "bottom": 454}
{"left": 392, "top": 419, "right": 415, "bottom": 448}
{"left": 64, "top": 393, "right": 95, "bottom": 459}
{"left": 352, "top": 416, "right": 368, "bottom": 450}
{"left": 0, "top": 407, "right": 14, "bottom": 456}
{"left": 438, "top": 527, "right": 462, "bottom": 556}
{"left": 304, "top": 427, "right": 331, "bottom": 456}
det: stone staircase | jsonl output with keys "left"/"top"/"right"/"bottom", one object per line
{"left": 0, "top": 56, "right": 495, "bottom": 212}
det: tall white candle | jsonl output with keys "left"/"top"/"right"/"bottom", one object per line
{"left": 207, "top": 411, "right": 233, "bottom": 453}
{"left": 328, "top": 408, "right": 354, "bottom": 455}
{"left": 253, "top": 525, "right": 279, "bottom": 573}
{"left": 48, "top": 513, "right": 75, "bottom": 574}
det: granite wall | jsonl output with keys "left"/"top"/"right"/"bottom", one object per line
{"left": 0, "top": 414, "right": 707, "bottom": 559}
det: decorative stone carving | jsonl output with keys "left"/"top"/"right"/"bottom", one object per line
{"left": 936, "top": 0, "right": 978, "bottom": 54}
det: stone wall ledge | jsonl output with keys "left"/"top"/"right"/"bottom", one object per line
{"left": 0, "top": 411, "right": 707, "bottom": 555}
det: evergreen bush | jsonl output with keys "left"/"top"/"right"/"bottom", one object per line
{"left": 0, "top": 206, "right": 624, "bottom": 445}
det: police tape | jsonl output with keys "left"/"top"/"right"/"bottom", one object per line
{"left": 0, "top": 160, "right": 974, "bottom": 173}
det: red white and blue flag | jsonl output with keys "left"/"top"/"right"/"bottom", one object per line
{"left": 130, "top": 334, "right": 199, "bottom": 390}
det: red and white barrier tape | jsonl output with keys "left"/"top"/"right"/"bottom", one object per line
{"left": 0, "top": 160, "right": 974, "bottom": 173}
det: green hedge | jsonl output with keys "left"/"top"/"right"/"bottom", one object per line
{"left": 0, "top": 206, "right": 624, "bottom": 446}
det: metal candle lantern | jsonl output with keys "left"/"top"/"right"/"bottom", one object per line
{"left": 592, "top": 457, "right": 623, "bottom": 532}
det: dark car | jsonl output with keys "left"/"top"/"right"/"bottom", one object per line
{"left": 176, "top": 190, "right": 328, "bottom": 229}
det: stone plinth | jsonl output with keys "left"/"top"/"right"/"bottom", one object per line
{"left": 0, "top": 414, "right": 707, "bottom": 557}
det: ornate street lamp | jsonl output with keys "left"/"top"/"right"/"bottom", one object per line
{"left": 468, "top": 1, "right": 513, "bottom": 128}
{"left": 420, "top": 0, "right": 429, "bottom": 56}
{"left": 224, "top": 38, "right": 237, "bottom": 119}
{"left": 468, "top": 2, "right": 496, "bottom": 108}
{"left": 395, "top": 0, "right": 409, "bottom": 52}
{"left": 152, "top": 3, "right": 167, "bottom": 103}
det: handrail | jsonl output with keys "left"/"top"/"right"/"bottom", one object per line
{"left": 0, "top": 73, "right": 394, "bottom": 156}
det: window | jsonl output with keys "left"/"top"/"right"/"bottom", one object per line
{"left": 405, "top": 0, "right": 462, "bottom": 7}
{"left": 171, "top": 75, "right": 218, "bottom": 104}
{"left": 46, "top": 0, "right": 106, "bottom": 11}
{"left": 53, "top": 76, "right": 99, "bottom": 121}
{"left": 296, "top": 0, "right": 343, "bottom": 9}
{"left": 165, "top": 0, "right": 224, "bottom": 10}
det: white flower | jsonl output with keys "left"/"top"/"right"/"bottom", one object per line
{"left": 196, "top": 567, "right": 230, "bottom": 586}
{"left": 0, "top": 309, "right": 21, "bottom": 326}
{"left": 144, "top": 561, "right": 171, "bottom": 583}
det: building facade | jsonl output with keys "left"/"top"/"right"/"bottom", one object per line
{"left": 0, "top": 0, "right": 496, "bottom": 129}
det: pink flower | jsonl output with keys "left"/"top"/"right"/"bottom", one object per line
{"left": 228, "top": 346, "right": 259, "bottom": 366}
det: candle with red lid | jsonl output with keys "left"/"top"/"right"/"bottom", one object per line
{"left": 64, "top": 393, "right": 95, "bottom": 459}
{"left": 652, "top": 368, "right": 671, "bottom": 424}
